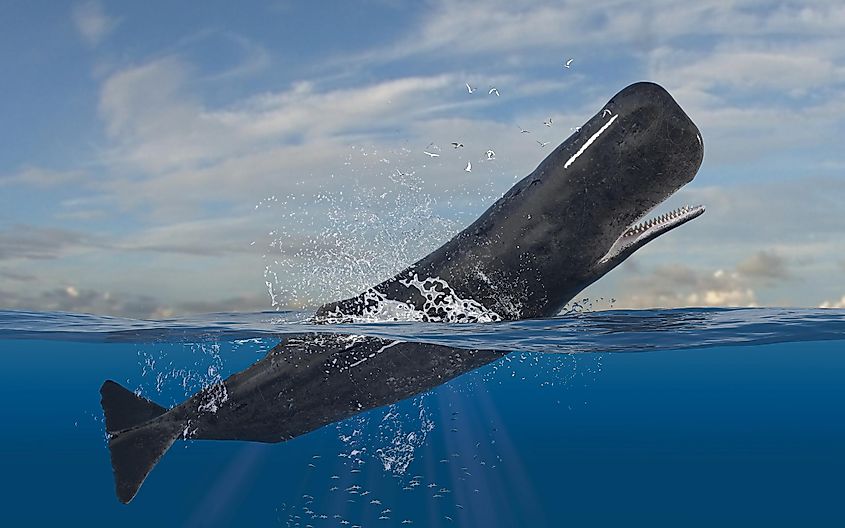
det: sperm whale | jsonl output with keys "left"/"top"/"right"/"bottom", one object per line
{"left": 100, "top": 81, "right": 705, "bottom": 503}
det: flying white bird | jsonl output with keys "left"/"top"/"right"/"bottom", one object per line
{"left": 537, "top": 140, "right": 550, "bottom": 147}
{"left": 464, "top": 161, "right": 472, "bottom": 172}
{"left": 518, "top": 125, "right": 530, "bottom": 134}
{"left": 451, "top": 142, "right": 464, "bottom": 149}
{"left": 488, "top": 87, "right": 500, "bottom": 96}
{"left": 544, "top": 117, "right": 553, "bottom": 127}
{"left": 423, "top": 151, "right": 440, "bottom": 157}
{"left": 465, "top": 82, "right": 476, "bottom": 93}
{"left": 565, "top": 58, "right": 574, "bottom": 68}
{"left": 602, "top": 108, "right": 612, "bottom": 117}
{"left": 485, "top": 149, "right": 496, "bottom": 160}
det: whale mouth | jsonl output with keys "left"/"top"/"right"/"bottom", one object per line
{"left": 599, "top": 203, "right": 705, "bottom": 265}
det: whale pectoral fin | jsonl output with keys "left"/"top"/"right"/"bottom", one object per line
{"left": 100, "top": 380, "right": 179, "bottom": 503}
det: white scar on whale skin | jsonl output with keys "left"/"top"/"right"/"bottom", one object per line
{"left": 342, "top": 340, "right": 401, "bottom": 372}
{"left": 564, "top": 114, "right": 618, "bottom": 169}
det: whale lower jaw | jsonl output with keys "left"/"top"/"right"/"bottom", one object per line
{"left": 599, "top": 203, "right": 706, "bottom": 267}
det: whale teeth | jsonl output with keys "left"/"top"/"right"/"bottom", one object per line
{"left": 623, "top": 204, "right": 702, "bottom": 238}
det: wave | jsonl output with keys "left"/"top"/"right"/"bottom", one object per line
{"left": 1, "top": 307, "right": 844, "bottom": 354}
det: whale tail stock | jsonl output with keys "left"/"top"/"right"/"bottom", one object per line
{"left": 100, "top": 380, "right": 180, "bottom": 504}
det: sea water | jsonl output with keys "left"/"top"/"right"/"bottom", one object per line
{"left": 1, "top": 308, "right": 844, "bottom": 527}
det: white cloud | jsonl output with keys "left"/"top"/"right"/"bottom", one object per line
{"left": 615, "top": 264, "right": 759, "bottom": 309}
{"left": 71, "top": 1, "right": 119, "bottom": 46}
{"left": 0, "top": 284, "right": 269, "bottom": 319}
{"left": 97, "top": 56, "right": 459, "bottom": 176}
{"left": 0, "top": 166, "right": 87, "bottom": 188}
{"left": 0, "top": 224, "right": 103, "bottom": 261}
{"left": 819, "top": 295, "right": 845, "bottom": 309}
{"left": 735, "top": 250, "right": 791, "bottom": 280}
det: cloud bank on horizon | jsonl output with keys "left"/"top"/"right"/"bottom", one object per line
{"left": 1, "top": 0, "right": 843, "bottom": 318}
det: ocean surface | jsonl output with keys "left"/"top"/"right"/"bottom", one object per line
{"left": 1, "top": 307, "right": 844, "bottom": 527}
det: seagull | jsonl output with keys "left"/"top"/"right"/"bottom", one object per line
{"left": 465, "top": 82, "right": 477, "bottom": 94}
{"left": 488, "top": 86, "right": 500, "bottom": 96}
{"left": 565, "top": 58, "right": 574, "bottom": 68}
{"left": 570, "top": 126, "right": 581, "bottom": 132}
{"left": 451, "top": 142, "right": 464, "bottom": 149}
{"left": 536, "top": 140, "right": 550, "bottom": 147}
{"left": 423, "top": 151, "right": 440, "bottom": 157}
{"left": 518, "top": 125, "right": 530, "bottom": 134}
{"left": 485, "top": 150, "right": 496, "bottom": 160}
{"left": 602, "top": 108, "right": 612, "bottom": 117}
{"left": 544, "top": 117, "right": 553, "bottom": 127}
{"left": 464, "top": 161, "right": 472, "bottom": 172}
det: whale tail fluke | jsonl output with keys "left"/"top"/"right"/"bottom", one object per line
{"left": 100, "top": 380, "right": 180, "bottom": 504}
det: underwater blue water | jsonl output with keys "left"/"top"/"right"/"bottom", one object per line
{"left": 1, "top": 308, "right": 844, "bottom": 527}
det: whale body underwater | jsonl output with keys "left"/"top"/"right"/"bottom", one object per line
{"left": 100, "top": 81, "right": 705, "bottom": 503}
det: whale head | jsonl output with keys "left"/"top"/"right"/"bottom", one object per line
{"left": 318, "top": 82, "right": 705, "bottom": 321}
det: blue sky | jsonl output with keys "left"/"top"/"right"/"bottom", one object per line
{"left": 1, "top": 0, "right": 844, "bottom": 317}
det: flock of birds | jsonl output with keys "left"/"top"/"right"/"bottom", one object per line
{"left": 424, "top": 58, "right": 578, "bottom": 173}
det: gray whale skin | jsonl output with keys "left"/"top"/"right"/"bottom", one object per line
{"left": 100, "top": 81, "right": 704, "bottom": 503}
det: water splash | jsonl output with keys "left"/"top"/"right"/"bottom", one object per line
{"left": 260, "top": 145, "right": 508, "bottom": 311}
